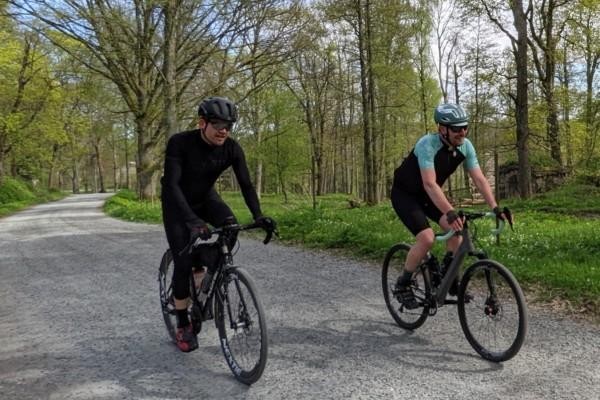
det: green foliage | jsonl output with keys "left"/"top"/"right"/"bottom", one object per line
{"left": 103, "top": 190, "right": 162, "bottom": 223}
{"left": 0, "top": 176, "right": 65, "bottom": 217}
{"left": 105, "top": 184, "right": 600, "bottom": 316}
{"left": 505, "top": 183, "right": 600, "bottom": 215}
{"left": 0, "top": 177, "right": 36, "bottom": 203}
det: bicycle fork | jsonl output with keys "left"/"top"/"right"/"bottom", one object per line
{"left": 223, "top": 273, "right": 252, "bottom": 330}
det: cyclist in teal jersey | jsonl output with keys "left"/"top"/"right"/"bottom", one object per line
{"left": 390, "top": 103, "right": 512, "bottom": 309}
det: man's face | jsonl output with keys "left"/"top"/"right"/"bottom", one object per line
{"left": 200, "top": 118, "right": 233, "bottom": 146}
{"left": 443, "top": 124, "right": 468, "bottom": 146}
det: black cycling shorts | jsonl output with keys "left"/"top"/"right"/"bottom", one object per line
{"left": 162, "top": 191, "right": 237, "bottom": 300}
{"left": 391, "top": 187, "right": 443, "bottom": 236}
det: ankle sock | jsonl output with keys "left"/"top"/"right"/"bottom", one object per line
{"left": 398, "top": 271, "right": 413, "bottom": 286}
{"left": 176, "top": 309, "right": 190, "bottom": 328}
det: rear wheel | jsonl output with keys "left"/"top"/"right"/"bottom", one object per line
{"left": 215, "top": 267, "right": 268, "bottom": 385}
{"left": 382, "top": 243, "right": 431, "bottom": 330}
{"left": 458, "top": 260, "right": 528, "bottom": 362}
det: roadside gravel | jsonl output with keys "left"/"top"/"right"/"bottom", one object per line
{"left": 0, "top": 193, "right": 598, "bottom": 399}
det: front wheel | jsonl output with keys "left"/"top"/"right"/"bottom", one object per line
{"left": 382, "top": 243, "right": 431, "bottom": 330}
{"left": 158, "top": 249, "right": 177, "bottom": 342}
{"left": 215, "top": 267, "right": 268, "bottom": 385}
{"left": 457, "top": 260, "right": 528, "bottom": 362}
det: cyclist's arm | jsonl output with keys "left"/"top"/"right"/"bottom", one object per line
{"left": 415, "top": 136, "right": 453, "bottom": 215}
{"left": 420, "top": 168, "right": 454, "bottom": 214}
{"left": 468, "top": 167, "right": 498, "bottom": 209}
{"left": 461, "top": 139, "right": 496, "bottom": 209}
{"left": 231, "top": 142, "right": 263, "bottom": 219}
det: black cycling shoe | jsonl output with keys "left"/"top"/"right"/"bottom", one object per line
{"left": 394, "top": 283, "right": 420, "bottom": 310}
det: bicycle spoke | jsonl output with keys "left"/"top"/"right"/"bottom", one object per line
{"left": 382, "top": 244, "right": 430, "bottom": 330}
{"left": 217, "top": 268, "right": 267, "bottom": 384}
{"left": 458, "top": 261, "right": 527, "bottom": 362}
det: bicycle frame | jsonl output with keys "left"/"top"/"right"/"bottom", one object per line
{"left": 432, "top": 212, "right": 501, "bottom": 306}
{"left": 188, "top": 222, "right": 273, "bottom": 325}
{"left": 191, "top": 235, "right": 233, "bottom": 322}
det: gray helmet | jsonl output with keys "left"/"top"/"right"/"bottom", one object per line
{"left": 198, "top": 97, "right": 238, "bottom": 122}
{"left": 434, "top": 103, "right": 468, "bottom": 126}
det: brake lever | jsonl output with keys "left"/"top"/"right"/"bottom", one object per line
{"left": 263, "top": 228, "right": 279, "bottom": 245}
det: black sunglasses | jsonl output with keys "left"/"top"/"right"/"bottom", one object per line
{"left": 209, "top": 120, "right": 234, "bottom": 131}
{"left": 446, "top": 125, "right": 468, "bottom": 133}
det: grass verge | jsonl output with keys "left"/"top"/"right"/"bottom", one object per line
{"left": 0, "top": 177, "right": 67, "bottom": 218}
{"left": 104, "top": 185, "right": 600, "bottom": 322}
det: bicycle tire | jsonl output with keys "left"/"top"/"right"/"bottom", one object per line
{"left": 215, "top": 267, "right": 268, "bottom": 385}
{"left": 382, "top": 243, "right": 431, "bottom": 330}
{"left": 457, "top": 259, "right": 528, "bottom": 362}
{"left": 158, "top": 249, "right": 177, "bottom": 342}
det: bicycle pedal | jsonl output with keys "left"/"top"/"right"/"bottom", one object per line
{"left": 443, "top": 298, "right": 459, "bottom": 305}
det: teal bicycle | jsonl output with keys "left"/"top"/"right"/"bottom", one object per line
{"left": 382, "top": 210, "right": 528, "bottom": 362}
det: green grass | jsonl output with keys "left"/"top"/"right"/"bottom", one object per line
{"left": 0, "top": 177, "right": 66, "bottom": 217}
{"left": 105, "top": 185, "right": 600, "bottom": 318}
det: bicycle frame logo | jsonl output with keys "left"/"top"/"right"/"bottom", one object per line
{"left": 221, "top": 338, "right": 243, "bottom": 375}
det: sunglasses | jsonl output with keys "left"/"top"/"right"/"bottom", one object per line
{"left": 446, "top": 125, "right": 468, "bottom": 133}
{"left": 209, "top": 120, "right": 234, "bottom": 131}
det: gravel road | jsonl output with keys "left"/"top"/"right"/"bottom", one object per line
{"left": 0, "top": 193, "right": 598, "bottom": 399}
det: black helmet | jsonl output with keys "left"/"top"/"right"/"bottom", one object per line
{"left": 434, "top": 103, "right": 468, "bottom": 126}
{"left": 198, "top": 97, "right": 238, "bottom": 122}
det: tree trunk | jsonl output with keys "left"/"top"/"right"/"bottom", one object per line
{"left": 111, "top": 131, "right": 118, "bottom": 191}
{"left": 47, "top": 143, "right": 59, "bottom": 190}
{"left": 135, "top": 115, "right": 154, "bottom": 199}
{"left": 512, "top": 0, "right": 532, "bottom": 198}
{"left": 357, "top": 0, "right": 375, "bottom": 205}
{"left": 251, "top": 96, "right": 263, "bottom": 198}
{"left": 0, "top": 145, "right": 5, "bottom": 186}
{"left": 560, "top": 45, "right": 572, "bottom": 169}
{"left": 162, "top": 0, "right": 178, "bottom": 140}
{"left": 72, "top": 161, "right": 80, "bottom": 194}
{"left": 94, "top": 142, "right": 106, "bottom": 193}
{"left": 528, "top": 0, "right": 566, "bottom": 167}
{"left": 124, "top": 120, "right": 131, "bottom": 190}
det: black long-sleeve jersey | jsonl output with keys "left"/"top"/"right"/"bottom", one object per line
{"left": 160, "top": 129, "right": 262, "bottom": 225}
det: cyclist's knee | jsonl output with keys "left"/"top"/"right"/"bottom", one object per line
{"left": 415, "top": 229, "right": 435, "bottom": 249}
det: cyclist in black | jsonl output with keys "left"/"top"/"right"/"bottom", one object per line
{"left": 391, "top": 103, "right": 511, "bottom": 309}
{"left": 161, "top": 96, "right": 276, "bottom": 352}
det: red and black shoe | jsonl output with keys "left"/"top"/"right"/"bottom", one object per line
{"left": 175, "top": 324, "right": 198, "bottom": 353}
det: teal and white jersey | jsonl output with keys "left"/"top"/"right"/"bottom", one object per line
{"left": 392, "top": 133, "right": 479, "bottom": 194}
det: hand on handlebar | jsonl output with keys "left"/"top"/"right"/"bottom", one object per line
{"left": 188, "top": 221, "right": 211, "bottom": 242}
{"left": 255, "top": 216, "right": 277, "bottom": 232}
{"left": 493, "top": 206, "right": 514, "bottom": 230}
{"left": 254, "top": 216, "right": 278, "bottom": 244}
{"left": 445, "top": 209, "right": 464, "bottom": 232}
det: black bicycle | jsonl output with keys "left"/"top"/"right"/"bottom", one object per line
{"left": 159, "top": 221, "right": 274, "bottom": 385}
{"left": 382, "top": 211, "right": 528, "bottom": 362}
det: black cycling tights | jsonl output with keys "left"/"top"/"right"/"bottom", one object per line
{"left": 162, "top": 195, "right": 237, "bottom": 300}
